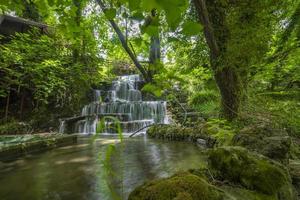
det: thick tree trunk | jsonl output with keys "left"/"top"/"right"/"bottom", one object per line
{"left": 96, "top": 0, "right": 151, "bottom": 82}
{"left": 193, "top": 0, "right": 241, "bottom": 120}
{"left": 214, "top": 66, "right": 241, "bottom": 120}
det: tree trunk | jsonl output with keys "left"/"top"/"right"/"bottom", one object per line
{"left": 148, "top": 36, "right": 161, "bottom": 81}
{"left": 193, "top": 0, "right": 241, "bottom": 120}
{"left": 5, "top": 91, "right": 10, "bottom": 122}
{"left": 214, "top": 66, "right": 241, "bottom": 120}
{"left": 20, "top": 91, "right": 25, "bottom": 120}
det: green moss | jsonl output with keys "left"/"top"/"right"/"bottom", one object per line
{"left": 203, "top": 119, "right": 236, "bottom": 146}
{"left": 128, "top": 172, "right": 227, "bottom": 200}
{"left": 147, "top": 124, "right": 215, "bottom": 145}
{"left": 221, "top": 186, "right": 276, "bottom": 200}
{"left": 232, "top": 125, "right": 292, "bottom": 163}
{"left": 208, "top": 147, "right": 296, "bottom": 199}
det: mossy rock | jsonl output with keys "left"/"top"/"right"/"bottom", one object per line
{"left": 128, "top": 172, "right": 229, "bottom": 200}
{"left": 289, "top": 160, "right": 300, "bottom": 195}
{"left": 147, "top": 124, "right": 215, "bottom": 147}
{"left": 208, "top": 146, "right": 296, "bottom": 200}
{"left": 232, "top": 124, "right": 292, "bottom": 163}
{"left": 221, "top": 186, "right": 276, "bottom": 200}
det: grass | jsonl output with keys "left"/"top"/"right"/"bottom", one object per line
{"left": 239, "top": 90, "right": 300, "bottom": 137}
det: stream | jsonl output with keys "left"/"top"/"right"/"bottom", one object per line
{"left": 0, "top": 135, "right": 206, "bottom": 200}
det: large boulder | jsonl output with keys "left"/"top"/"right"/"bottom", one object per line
{"left": 128, "top": 172, "right": 229, "bottom": 200}
{"left": 128, "top": 171, "right": 281, "bottom": 200}
{"left": 289, "top": 160, "right": 300, "bottom": 196}
{"left": 232, "top": 125, "right": 292, "bottom": 163}
{"left": 208, "top": 146, "right": 296, "bottom": 200}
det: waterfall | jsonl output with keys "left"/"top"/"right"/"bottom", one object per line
{"left": 60, "top": 74, "right": 169, "bottom": 135}
{"left": 59, "top": 120, "right": 65, "bottom": 134}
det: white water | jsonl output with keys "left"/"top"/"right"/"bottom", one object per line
{"left": 60, "top": 75, "right": 169, "bottom": 135}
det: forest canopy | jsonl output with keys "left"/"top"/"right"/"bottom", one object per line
{"left": 0, "top": 0, "right": 299, "bottom": 134}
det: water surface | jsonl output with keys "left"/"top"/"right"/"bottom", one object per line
{"left": 0, "top": 136, "right": 205, "bottom": 200}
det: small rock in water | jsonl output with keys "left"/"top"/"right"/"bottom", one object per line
{"left": 197, "top": 139, "right": 207, "bottom": 148}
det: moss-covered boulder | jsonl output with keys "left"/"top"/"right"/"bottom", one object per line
{"left": 232, "top": 125, "right": 292, "bottom": 163}
{"left": 208, "top": 146, "right": 296, "bottom": 200}
{"left": 220, "top": 186, "right": 277, "bottom": 200}
{"left": 128, "top": 170, "right": 282, "bottom": 200}
{"left": 289, "top": 160, "right": 300, "bottom": 195}
{"left": 128, "top": 172, "right": 229, "bottom": 200}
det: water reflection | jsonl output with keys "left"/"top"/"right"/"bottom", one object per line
{"left": 0, "top": 136, "right": 205, "bottom": 200}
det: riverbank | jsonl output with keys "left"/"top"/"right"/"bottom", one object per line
{"left": 0, "top": 133, "right": 78, "bottom": 161}
{"left": 129, "top": 122, "right": 300, "bottom": 200}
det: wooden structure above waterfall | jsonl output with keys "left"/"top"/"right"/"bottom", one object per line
{"left": 0, "top": 14, "right": 48, "bottom": 37}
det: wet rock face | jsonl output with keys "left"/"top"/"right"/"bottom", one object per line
{"left": 208, "top": 147, "right": 296, "bottom": 200}
{"left": 128, "top": 172, "right": 227, "bottom": 200}
{"left": 232, "top": 125, "right": 292, "bottom": 163}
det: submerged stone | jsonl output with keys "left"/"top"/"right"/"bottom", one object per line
{"left": 208, "top": 146, "right": 297, "bottom": 200}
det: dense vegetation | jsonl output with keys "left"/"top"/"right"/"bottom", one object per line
{"left": 1, "top": 0, "right": 299, "bottom": 134}
{"left": 0, "top": 0, "right": 299, "bottom": 200}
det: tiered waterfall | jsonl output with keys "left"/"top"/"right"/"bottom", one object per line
{"left": 60, "top": 75, "right": 169, "bottom": 135}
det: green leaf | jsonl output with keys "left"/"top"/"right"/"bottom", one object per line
{"left": 104, "top": 8, "right": 116, "bottom": 20}
{"left": 182, "top": 21, "right": 203, "bottom": 36}
{"left": 132, "top": 37, "right": 143, "bottom": 47}
{"left": 141, "top": 0, "right": 159, "bottom": 11}
{"left": 130, "top": 11, "right": 144, "bottom": 21}
{"left": 142, "top": 83, "right": 163, "bottom": 97}
{"left": 167, "top": 37, "right": 180, "bottom": 43}
{"left": 128, "top": 0, "right": 141, "bottom": 11}
{"left": 142, "top": 25, "right": 159, "bottom": 37}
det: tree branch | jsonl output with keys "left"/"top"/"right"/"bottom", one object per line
{"left": 96, "top": 0, "right": 150, "bottom": 82}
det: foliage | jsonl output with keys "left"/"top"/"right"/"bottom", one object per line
{"left": 0, "top": 0, "right": 298, "bottom": 135}
{"left": 92, "top": 116, "right": 124, "bottom": 200}
{"left": 0, "top": 120, "right": 32, "bottom": 135}
{"left": 239, "top": 90, "right": 300, "bottom": 136}
{"left": 189, "top": 90, "right": 219, "bottom": 105}
{"left": 0, "top": 30, "right": 102, "bottom": 124}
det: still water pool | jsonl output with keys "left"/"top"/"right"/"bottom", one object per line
{"left": 0, "top": 135, "right": 205, "bottom": 200}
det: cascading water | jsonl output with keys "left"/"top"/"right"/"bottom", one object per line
{"left": 60, "top": 74, "right": 169, "bottom": 135}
